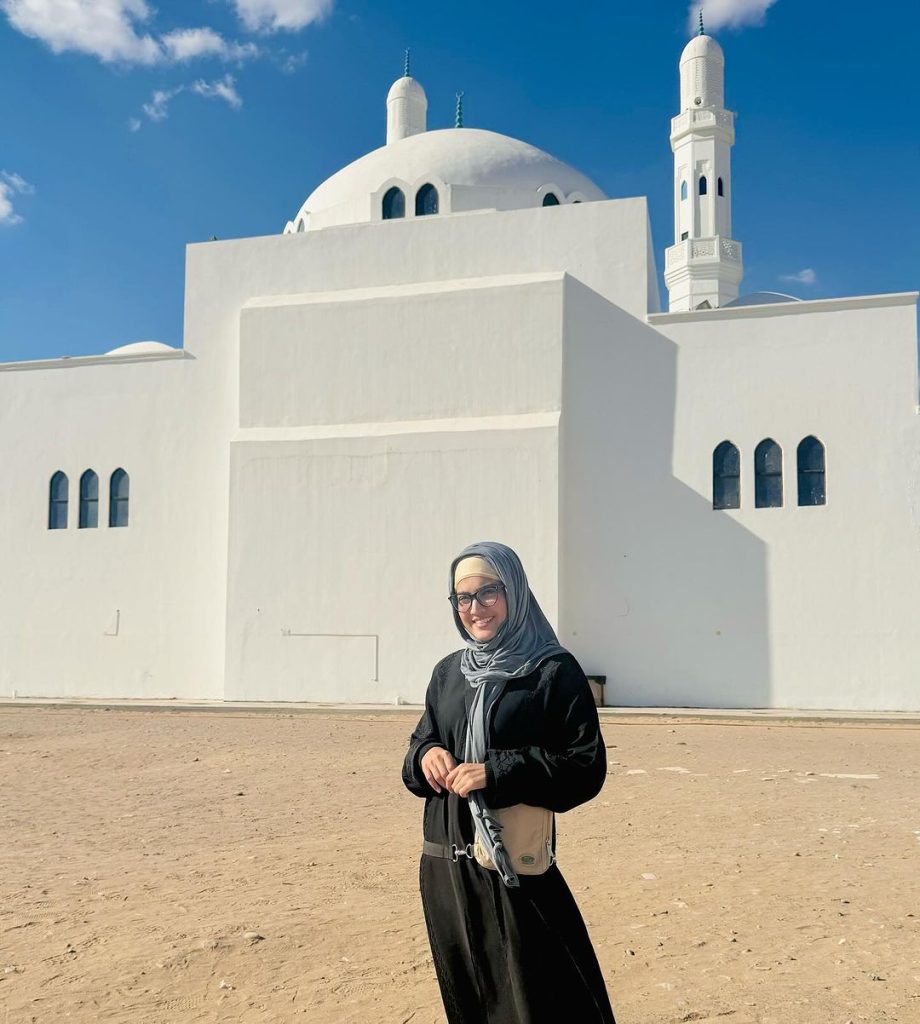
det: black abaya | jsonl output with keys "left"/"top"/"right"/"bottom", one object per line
{"left": 401, "top": 650, "right": 617, "bottom": 1024}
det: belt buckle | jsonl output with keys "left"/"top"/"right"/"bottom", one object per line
{"left": 451, "top": 842, "right": 474, "bottom": 862}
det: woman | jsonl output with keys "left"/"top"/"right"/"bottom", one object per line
{"left": 401, "top": 541, "right": 617, "bottom": 1024}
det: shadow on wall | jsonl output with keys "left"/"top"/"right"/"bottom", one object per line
{"left": 559, "top": 278, "right": 771, "bottom": 709}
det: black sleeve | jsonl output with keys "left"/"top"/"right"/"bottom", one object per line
{"left": 484, "top": 655, "right": 606, "bottom": 813}
{"left": 401, "top": 664, "right": 446, "bottom": 798}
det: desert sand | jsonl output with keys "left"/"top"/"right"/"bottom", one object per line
{"left": 1, "top": 705, "right": 918, "bottom": 1024}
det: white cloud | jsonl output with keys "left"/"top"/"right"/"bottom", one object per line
{"left": 191, "top": 73, "right": 242, "bottom": 109}
{"left": 0, "top": 169, "right": 35, "bottom": 226}
{"left": 1, "top": 170, "right": 35, "bottom": 195}
{"left": 688, "top": 0, "right": 778, "bottom": 33}
{"left": 1, "top": 0, "right": 161, "bottom": 64}
{"left": 142, "top": 86, "right": 182, "bottom": 122}
{"left": 780, "top": 267, "right": 817, "bottom": 285}
{"left": 134, "top": 74, "right": 242, "bottom": 127}
{"left": 229, "top": 0, "right": 333, "bottom": 33}
{"left": 160, "top": 27, "right": 259, "bottom": 63}
{"left": 1, "top": 2, "right": 263, "bottom": 65}
{"left": 276, "top": 49, "right": 307, "bottom": 73}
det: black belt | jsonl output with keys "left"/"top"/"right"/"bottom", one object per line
{"left": 423, "top": 839, "right": 475, "bottom": 862}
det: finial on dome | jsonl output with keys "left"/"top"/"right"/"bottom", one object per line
{"left": 698, "top": 8, "right": 705, "bottom": 35}
{"left": 455, "top": 91, "right": 464, "bottom": 128}
{"left": 404, "top": 48, "right": 410, "bottom": 77}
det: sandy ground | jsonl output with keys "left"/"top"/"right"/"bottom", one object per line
{"left": 1, "top": 707, "right": 918, "bottom": 1024}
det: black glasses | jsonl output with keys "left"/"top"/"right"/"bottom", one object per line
{"left": 449, "top": 582, "right": 506, "bottom": 612}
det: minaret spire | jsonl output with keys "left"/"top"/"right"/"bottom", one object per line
{"left": 698, "top": 8, "right": 705, "bottom": 35}
{"left": 664, "top": 30, "right": 743, "bottom": 310}
{"left": 404, "top": 48, "right": 410, "bottom": 77}
{"left": 454, "top": 91, "right": 464, "bottom": 128}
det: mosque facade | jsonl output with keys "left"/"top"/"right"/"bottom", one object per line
{"left": 2, "top": 33, "right": 917, "bottom": 711}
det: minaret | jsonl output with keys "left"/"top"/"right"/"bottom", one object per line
{"left": 386, "top": 50, "right": 427, "bottom": 144}
{"left": 664, "top": 14, "right": 743, "bottom": 311}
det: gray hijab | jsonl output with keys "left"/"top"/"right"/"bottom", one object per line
{"left": 449, "top": 541, "right": 567, "bottom": 887}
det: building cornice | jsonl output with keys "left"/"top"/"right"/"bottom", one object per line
{"left": 648, "top": 291, "right": 919, "bottom": 325}
{"left": 0, "top": 349, "right": 192, "bottom": 373}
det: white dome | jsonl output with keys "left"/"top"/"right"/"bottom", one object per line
{"left": 679, "top": 33, "right": 725, "bottom": 110}
{"left": 287, "top": 128, "right": 605, "bottom": 232}
{"left": 387, "top": 75, "right": 426, "bottom": 104}
{"left": 680, "top": 33, "right": 724, "bottom": 64}
{"left": 105, "top": 341, "right": 177, "bottom": 356}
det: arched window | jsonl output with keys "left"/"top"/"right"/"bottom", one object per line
{"left": 717, "top": 177, "right": 724, "bottom": 197}
{"left": 48, "top": 471, "right": 68, "bottom": 530}
{"left": 797, "top": 436, "right": 826, "bottom": 506}
{"left": 79, "top": 469, "right": 99, "bottom": 529}
{"left": 542, "top": 192, "right": 560, "bottom": 207}
{"left": 712, "top": 441, "right": 740, "bottom": 510}
{"left": 754, "top": 439, "right": 783, "bottom": 508}
{"left": 382, "top": 186, "right": 405, "bottom": 220}
{"left": 295, "top": 218, "right": 305, "bottom": 233}
{"left": 699, "top": 176, "right": 708, "bottom": 196}
{"left": 109, "top": 468, "right": 130, "bottom": 527}
{"left": 415, "top": 183, "right": 439, "bottom": 216}
{"left": 680, "top": 180, "right": 688, "bottom": 201}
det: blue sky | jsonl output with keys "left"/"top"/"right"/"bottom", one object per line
{"left": 1, "top": 0, "right": 917, "bottom": 361}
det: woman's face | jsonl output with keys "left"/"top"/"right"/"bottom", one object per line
{"left": 456, "top": 574, "right": 508, "bottom": 642}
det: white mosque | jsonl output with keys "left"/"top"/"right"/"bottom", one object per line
{"left": 2, "top": 29, "right": 917, "bottom": 711}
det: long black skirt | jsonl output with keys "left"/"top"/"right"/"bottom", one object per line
{"left": 420, "top": 853, "right": 617, "bottom": 1024}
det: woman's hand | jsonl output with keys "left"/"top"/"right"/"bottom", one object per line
{"left": 445, "top": 762, "right": 487, "bottom": 798}
{"left": 421, "top": 747, "right": 457, "bottom": 794}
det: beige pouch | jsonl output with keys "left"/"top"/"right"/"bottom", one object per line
{"left": 472, "top": 803, "right": 555, "bottom": 875}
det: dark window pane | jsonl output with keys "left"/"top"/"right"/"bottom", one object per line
{"left": 717, "top": 177, "right": 724, "bottom": 196}
{"left": 712, "top": 441, "right": 740, "bottom": 509}
{"left": 798, "top": 471, "right": 826, "bottom": 506}
{"left": 50, "top": 471, "right": 68, "bottom": 501}
{"left": 713, "top": 476, "right": 740, "bottom": 510}
{"left": 49, "top": 471, "right": 69, "bottom": 530}
{"left": 680, "top": 181, "right": 688, "bottom": 200}
{"left": 713, "top": 440, "right": 740, "bottom": 476}
{"left": 79, "top": 499, "right": 98, "bottom": 529}
{"left": 49, "top": 499, "right": 68, "bottom": 530}
{"left": 382, "top": 186, "right": 405, "bottom": 220}
{"left": 79, "top": 470, "right": 99, "bottom": 528}
{"left": 415, "top": 183, "right": 439, "bottom": 216}
{"left": 699, "top": 176, "right": 708, "bottom": 196}
{"left": 797, "top": 436, "right": 825, "bottom": 473}
{"left": 110, "top": 498, "right": 129, "bottom": 527}
{"left": 80, "top": 470, "right": 98, "bottom": 500}
{"left": 797, "top": 436, "right": 826, "bottom": 506}
{"left": 755, "top": 439, "right": 782, "bottom": 475}
{"left": 754, "top": 440, "right": 783, "bottom": 507}
{"left": 542, "top": 192, "right": 560, "bottom": 207}
{"left": 110, "top": 469, "right": 130, "bottom": 526}
{"left": 755, "top": 474, "right": 783, "bottom": 508}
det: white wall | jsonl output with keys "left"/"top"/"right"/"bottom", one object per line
{"left": 660, "top": 294, "right": 920, "bottom": 711}
{"left": 226, "top": 272, "right": 568, "bottom": 701}
{"left": 559, "top": 277, "right": 771, "bottom": 708}
{"left": 225, "top": 423, "right": 559, "bottom": 703}
{"left": 0, "top": 351, "right": 227, "bottom": 699}
{"left": 560, "top": 288, "right": 920, "bottom": 711}
{"left": 239, "top": 275, "right": 565, "bottom": 427}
